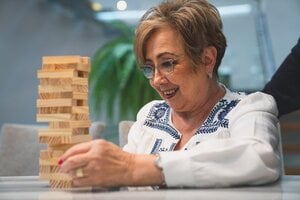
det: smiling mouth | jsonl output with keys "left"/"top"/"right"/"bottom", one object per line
{"left": 161, "top": 88, "right": 178, "bottom": 99}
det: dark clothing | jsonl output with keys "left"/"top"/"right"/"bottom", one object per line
{"left": 263, "top": 38, "right": 300, "bottom": 117}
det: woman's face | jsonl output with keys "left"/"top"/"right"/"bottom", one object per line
{"left": 145, "top": 26, "right": 214, "bottom": 113}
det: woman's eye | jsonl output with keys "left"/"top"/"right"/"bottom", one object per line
{"left": 161, "top": 60, "right": 174, "bottom": 68}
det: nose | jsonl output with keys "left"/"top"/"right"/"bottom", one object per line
{"left": 151, "top": 69, "right": 167, "bottom": 85}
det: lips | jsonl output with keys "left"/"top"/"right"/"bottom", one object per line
{"left": 161, "top": 88, "right": 178, "bottom": 99}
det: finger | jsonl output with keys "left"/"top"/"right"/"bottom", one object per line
{"left": 60, "top": 153, "right": 89, "bottom": 173}
{"left": 73, "top": 176, "right": 92, "bottom": 187}
{"left": 59, "top": 141, "right": 92, "bottom": 163}
{"left": 69, "top": 167, "right": 86, "bottom": 179}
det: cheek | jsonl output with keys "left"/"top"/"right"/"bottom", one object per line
{"left": 181, "top": 75, "right": 206, "bottom": 94}
{"left": 149, "top": 80, "right": 154, "bottom": 88}
{"left": 149, "top": 80, "right": 158, "bottom": 90}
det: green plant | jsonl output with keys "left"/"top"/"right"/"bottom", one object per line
{"left": 89, "top": 21, "right": 161, "bottom": 122}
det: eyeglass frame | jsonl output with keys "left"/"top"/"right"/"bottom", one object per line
{"left": 140, "top": 57, "right": 181, "bottom": 79}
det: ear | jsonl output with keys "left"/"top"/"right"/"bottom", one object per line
{"left": 202, "top": 46, "right": 217, "bottom": 76}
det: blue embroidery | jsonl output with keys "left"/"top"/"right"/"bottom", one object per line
{"left": 147, "top": 102, "right": 169, "bottom": 123}
{"left": 144, "top": 97, "right": 240, "bottom": 142}
{"left": 169, "top": 143, "right": 177, "bottom": 151}
{"left": 195, "top": 99, "right": 240, "bottom": 135}
{"left": 144, "top": 102, "right": 180, "bottom": 139}
{"left": 150, "top": 138, "right": 162, "bottom": 154}
{"left": 158, "top": 147, "right": 169, "bottom": 152}
{"left": 155, "top": 108, "right": 166, "bottom": 119}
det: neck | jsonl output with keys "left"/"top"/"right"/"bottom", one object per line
{"left": 172, "top": 83, "right": 225, "bottom": 132}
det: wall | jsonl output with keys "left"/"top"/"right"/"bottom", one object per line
{"left": 0, "top": 0, "right": 117, "bottom": 130}
{"left": 265, "top": 0, "right": 300, "bottom": 67}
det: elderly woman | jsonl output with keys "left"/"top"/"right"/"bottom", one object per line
{"left": 59, "top": 0, "right": 281, "bottom": 188}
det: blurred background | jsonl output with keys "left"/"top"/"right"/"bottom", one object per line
{"left": 0, "top": 0, "right": 299, "bottom": 164}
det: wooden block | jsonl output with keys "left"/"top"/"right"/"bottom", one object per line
{"left": 41, "top": 63, "right": 87, "bottom": 75}
{"left": 72, "top": 85, "right": 88, "bottom": 93}
{"left": 72, "top": 77, "right": 88, "bottom": 85}
{"left": 40, "top": 128, "right": 89, "bottom": 137}
{"left": 39, "top": 129, "right": 73, "bottom": 136}
{"left": 76, "top": 71, "right": 89, "bottom": 78}
{"left": 37, "top": 107, "right": 72, "bottom": 114}
{"left": 38, "top": 92, "right": 73, "bottom": 99}
{"left": 49, "top": 122, "right": 71, "bottom": 129}
{"left": 42, "top": 56, "right": 90, "bottom": 72}
{"left": 71, "top": 128, "right": 89, "bottom": 135}
{"left": 42, "top": 63, "right": 90, "bottom": 74}
{"left": 39, "top": 78, "right": 73, "bottom": 86}
{"left": 69, "top": 120, "right": 91, "bottom": 128}
{"left": 42, "top": 56, "right": 82, "bottom": 65}
{"left": 39, "top": 165, "right": 51, "bottom": 174}
{"left": 42, "top": 63, "right": 78, "bottom": 71}
{"left": 40, "top": 149, "right": 64, "bottom": 160}
{"left": 39, "top": 77, "right": 88, "bottom": 86}
{"left": 48, "top": 179, "right": 92, "bottom": 190}
{"left": 37, "top": 99, "right": 74, "bottom": 107}
{"left": 49, "top": 179, "right": 73, "bottom": 189}
{"left": 81, "top": 56, "right": 90, "bottom": 64}
{"left": 72, "top": 92, "right": 88, "bottom": 100}
{"left": 39, "top": 128, "right": 90, "bottom": 137}
{"left": 48, "top": 144, "right": 74, "bottom": 151}
{"left": 38, "top": 85, "right": 73, "bottom": 93}
{"left": 38, "top": 85, "right": 88, "bottom": 93}
{"left": 38, "top": 92, "right": 88, "bottom": 100}
{"left": 39, "top": 134, "right": 92, "bottom": 145}
{"left": 39, "top": 157, "right": 59, "bottom": 166}
{"left": 37, "top": 107, "right": 89, "bottom": 115}
{"left": 75, "top": 100, "right": 88, "bottom": 106}
{"left": 71, "top": 114, "right": 90, "bottom": 121}
{"left": 77, "top": 64, "right": 90, "bottom": 73}
{"left": 48, "top": 121, "right": 91, "bottom": 129}
{"left": 40, "top": 172, "right": 72, "bottom": 181}
{"left": 38, "top": 69, "right": 76, "bottom": 79}
{"left": 39, "top": 165, "right": 61, "bottom": 174}
{"left": 72, "top": 106, "right": 89, "bottom": 114}
{"left": 37, "top": 98, "right": 74, "bottom": 108}
{"left": 37, "top": 113, "right": 89, "bottom": 122}
{"left": 37, "top": 114, "right": 73, "bottom": 122}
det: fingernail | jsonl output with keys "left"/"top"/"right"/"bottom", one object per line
{"left": 58, "top": 159, "right": 63, "bottom": 166}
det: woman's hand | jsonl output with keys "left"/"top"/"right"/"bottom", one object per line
{"left": 58, "top": 139, "right": 135, "bottom": 187}
{"left": 58, "top": 139, "right": 164, "bottom": 187}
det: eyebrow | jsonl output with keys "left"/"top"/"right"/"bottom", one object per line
{"left": 145, "top": 52, "right": 180, "bottom": 62}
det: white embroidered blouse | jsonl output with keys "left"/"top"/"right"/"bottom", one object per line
{"left": 123, "top": 88, "right": 282, "bottom": 187}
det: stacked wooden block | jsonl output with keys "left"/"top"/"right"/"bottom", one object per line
{"left": 36, "top": 56, "right": 91, "bottom": 188}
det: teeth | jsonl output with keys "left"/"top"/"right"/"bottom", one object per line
{"left": 163, "top": 89, "right": 176, "bottom": 95}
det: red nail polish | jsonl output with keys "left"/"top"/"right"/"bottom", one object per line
{"left": 58, "top": 159, "right": 63, "bottom": 165}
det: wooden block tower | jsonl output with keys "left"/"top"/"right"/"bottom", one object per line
{"left": 36, "top": 55, "right": 91, "bottom": 188}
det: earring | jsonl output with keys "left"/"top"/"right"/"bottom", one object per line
{"left": 208, "top": 73, "right": 212, "bottom": 79}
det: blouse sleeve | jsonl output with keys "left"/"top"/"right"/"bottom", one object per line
{"left": 159, "top": 92, "right": 282, "bottom": 187}
{"left": 122, "top": 100, "right": 160, "bottom": 153}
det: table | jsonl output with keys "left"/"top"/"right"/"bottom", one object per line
{"left": 0, "top": 175, "right": 299, "bottom": 200}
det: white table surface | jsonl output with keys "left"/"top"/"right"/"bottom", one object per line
{"left": 0, "top": 175, "right": 299, "bottom": 200}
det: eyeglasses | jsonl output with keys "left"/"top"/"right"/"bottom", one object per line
{"left": 141, "top": 59, "right": 178, "bottom": 79}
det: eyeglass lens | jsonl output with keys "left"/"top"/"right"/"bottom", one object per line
{"left": 142, "top": 59, "right": 176, "bottom": 79}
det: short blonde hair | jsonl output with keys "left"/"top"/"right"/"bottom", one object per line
{"left": 134, "top": 0, "right": 227, "bottom": 74}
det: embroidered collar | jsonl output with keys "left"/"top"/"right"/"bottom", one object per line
{"left": 143, "top": 90, "right": 242, "bottom": 139}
